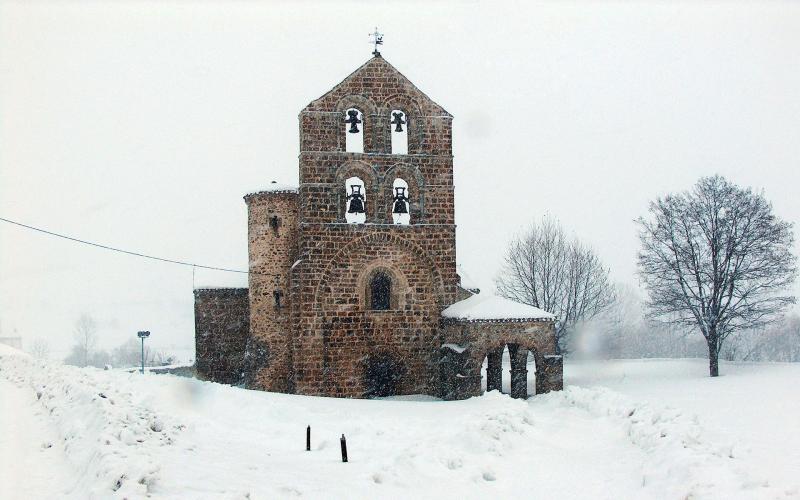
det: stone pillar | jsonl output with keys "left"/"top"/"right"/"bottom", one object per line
{"left": 486, "top": 347, "right": 503, "bottom": 392}
{"left": 536, "top": 355, "right": 564, "bottom": 394}
{"left": 438, "top": 346, "right": 476, "bottom": 400}
{"left": 509, "top": 345, "right": 528, "bottom": 399}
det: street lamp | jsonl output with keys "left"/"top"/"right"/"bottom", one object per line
{"left": 137, "top": 331, "right": 150, "bottom": 374}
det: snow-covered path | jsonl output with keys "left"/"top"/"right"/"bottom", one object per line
{"left": 0, "top": 377, "right": 77, "bottom": 499}
{"left": 568, "top": 359, "right": 800, "bottom": 496}
{"left": 1, "top": 347, "right": 794, "bottom": 499}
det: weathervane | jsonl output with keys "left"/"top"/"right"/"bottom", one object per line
{"left": 369, "top": 27, "right": 383, "bottom": 56}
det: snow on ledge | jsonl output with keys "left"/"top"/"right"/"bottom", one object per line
{"left": 441, "top": 294, "right": 555, "bottom": 322}
{"left": 245, "top": 181, "right": 299, "bottom": 197}
{"left": 457, "top": 264, "right": 480, "bottom": 293}
{"left": 442, "top": 343, "right": 467, "bottom": 353}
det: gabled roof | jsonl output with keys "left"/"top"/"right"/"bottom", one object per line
{"left": 303, "top": 55, "right": 451, "bottom": 117}
{"left": 441, "top": 294, "right": 556, "bottom": 323}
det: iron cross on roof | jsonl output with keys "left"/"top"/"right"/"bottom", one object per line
{"left": 369, "top": 28, "right": 383, "bottom": 56}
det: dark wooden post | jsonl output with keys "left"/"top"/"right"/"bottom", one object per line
{"left": 306, "top": 425, "right": 311, "bottom": 451}
{"left": 340, "top": 434, "right": 348, "bottom": 462}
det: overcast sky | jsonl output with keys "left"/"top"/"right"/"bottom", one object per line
{"left": 2, "top": 1, "right": 799, "bottom": 356}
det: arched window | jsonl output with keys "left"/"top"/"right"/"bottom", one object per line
{"left": 390, "top": 110, "right": 408, "bottom": 155}
{"left": 345, "top": 108, "right": 364, "bottom": 153}
{"left": 370, "top": 272, "right": 392, "bottom": 310}
{"left": 345, "top": 176, "right": 366, "bottom": 223}
{"left": 391, "top": 178, "right": 410, "bottom": 225}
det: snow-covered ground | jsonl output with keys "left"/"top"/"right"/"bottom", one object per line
{"left": 1, "top": 344, "right": 797, "bottom": 499}
{"left": 568, "top": 359, "right": 800, "bottom": 497}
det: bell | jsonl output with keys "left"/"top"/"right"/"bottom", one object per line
{"left": 392, "top": 199, "right": 408, "bottom": 214}
{"left": 347, "top": 185, "right": 365, "bottom": 214}
{"left": 391, "top": 111, "right": 406, "bottom": 132}
{"left": 345, "top": 109, "right": 362, "bottom": 134}
{"left": 392, "top": 187, "right": 408, "bottom": 214}
{"left": 348, "top": 197, "right": 365, "bottom": 214}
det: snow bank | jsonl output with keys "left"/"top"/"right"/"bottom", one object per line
{"left": 1, "top": 352, "right": 791, "bottom": 499}
{"left": 568, "top": 358, "right": 800, "bottom": 496}
{"left": 542, "top": 386, "right": 780, "bottom": 499}
{"left": 0, "top": 353, "right": 183, "bottom": 498}
{"left": 0, "top": 342, "right": 29, "bottom": 357}
{"left": 442, "top": 293, "right": 555, "bottom": 321}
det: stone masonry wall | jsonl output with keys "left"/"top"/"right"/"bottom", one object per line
{"left": 245, "top": 190, "right": 299, "bottom": 392}
{"left": 194, "top": 288, "right": 249, "bottom": 384}
{"left": 291, "top": 55, "right": 459, "bottom": 397}
{"left": 291, "top": 229, "right": 449, "bottom": 397}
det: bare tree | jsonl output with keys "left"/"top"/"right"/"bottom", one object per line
{"left": 28, "top": 338, "right": 51, "bottom": 360}
{"left": 496, "top": 217, "right": 616, "bottom": 353}
{"left": 637, "top": 175, "right": 797, "bottom": 376}
{"left": 70, "top": 314, "right": 98, "bottom": 367}
{"left": 110, "top": 337, "right": 167, "bottom": 368}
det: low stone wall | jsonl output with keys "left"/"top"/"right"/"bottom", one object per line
{"left": 194, "top": 288, "right": 250, "bottom": 385}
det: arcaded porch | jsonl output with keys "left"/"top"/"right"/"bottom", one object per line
{"left": 438, "top": 294, "right": 563, "bottom": 400}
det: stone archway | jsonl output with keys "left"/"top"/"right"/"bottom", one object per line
{"left": 481, "top": 343, "right": 533, "bottom": 399}
{"left": 362, "top": 352, "right": 406, "bottom": 398}
{"left": 313, "top": 231, "right": 448, "bottom": 311}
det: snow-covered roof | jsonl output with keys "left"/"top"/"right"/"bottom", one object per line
{"left": 245, "top": 181, "right": 298, "bottom": 197}
{"left": 441, "top": 294, "right": 555, "bottom": 323}
{"left": 457, "top": 265, "right": 480, "bottom": 292}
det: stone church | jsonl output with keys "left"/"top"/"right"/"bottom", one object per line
{"left": 194, "top": 51, "right": 563, "bottom": 400}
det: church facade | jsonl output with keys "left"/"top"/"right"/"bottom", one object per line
{"left": 193, "top": 54, "right": 563, "bottom": 400}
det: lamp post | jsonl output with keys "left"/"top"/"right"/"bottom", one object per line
{"left": 137, "top": 331, "right": 150, "bottom": 374}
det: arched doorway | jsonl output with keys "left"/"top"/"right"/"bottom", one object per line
{"left": 363, "top": 353, "right": 406, "bottom": 398}
{"left": 479, "top": 344, "right": 533, "bottom": 399}
{"left": 526, "top": 350, "right": 538, "bottom": 397}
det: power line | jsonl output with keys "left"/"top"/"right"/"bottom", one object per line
{"left": 0, "top": 216, "right": 251, "bottom": 275}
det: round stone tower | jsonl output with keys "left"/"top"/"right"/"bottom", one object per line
{"left": 244, "top": 182, "right": 298, "bottom": 392}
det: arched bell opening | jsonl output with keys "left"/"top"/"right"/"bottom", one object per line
{"left": 390, "top": 109, "right": 408, "bottom": 155}
{"left": 391, "top": 178, "right": 410, "bottom": 225}
{"left": 344, "top": 108, "right": 364, "bottom": 153}
{"left": 344, "top": 176, "right": 366, "bottom": 224}
{"left": 363, "top": 352, "right": 406, "bottom": 398}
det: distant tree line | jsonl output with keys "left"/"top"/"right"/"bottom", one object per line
{"left": 63, "top": 313, "right": 176, "bottom": 368}
{"left": 584, "top": 284, "right": 800, "bottom": 362}
{"left": 495, "top": 175, "right": 797, "bottom": 375}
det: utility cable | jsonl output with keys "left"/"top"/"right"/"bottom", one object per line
{"left": 0, "top": 216, "right": 251, "bottom": 275}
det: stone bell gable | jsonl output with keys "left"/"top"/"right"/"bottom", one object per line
{"left": 298, "top": 55, "right": 456, "bottom": 227}
{"left": 300, "top": 55, "right": 452, "bottom": 156}
{"left": 290, "top": 54, "right": 460, "bottom": 397}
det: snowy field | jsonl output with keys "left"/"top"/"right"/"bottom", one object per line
{"left": 1, "top": 343, "right": 798, "bottom": 499}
